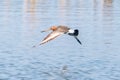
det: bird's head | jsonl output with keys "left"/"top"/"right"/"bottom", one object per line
{"left": 50, "top": 26, "right": 57, "bottom": 31}
{"left": 41, "top": 26, "right": 57, "bottom": 32}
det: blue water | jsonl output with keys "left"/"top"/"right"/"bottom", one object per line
{"left": 0, "top": 0, "right": 120, "bottom": 80}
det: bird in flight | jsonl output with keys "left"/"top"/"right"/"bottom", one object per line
{"left": 33, "top": 25, "right": 82, "bottom": 47}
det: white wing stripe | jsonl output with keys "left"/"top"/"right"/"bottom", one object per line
{"left": 40, "top": 32, "right": 63, "bottom": 45}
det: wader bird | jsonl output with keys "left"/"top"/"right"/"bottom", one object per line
{"left": 39, "top": 25, "right": 82, "bottom": 45}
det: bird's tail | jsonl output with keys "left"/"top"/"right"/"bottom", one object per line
{"left": 74, "top": 36, "right": 82, "bottom": 45}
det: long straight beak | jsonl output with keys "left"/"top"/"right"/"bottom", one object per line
{"left": 41, "top": 28, "right": 51, "bottom": 33}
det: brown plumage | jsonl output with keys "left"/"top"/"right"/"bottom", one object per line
{"left": 40, "top": 26, "right": 70, "bottom": 45}
{"left": 34, "top": 25, "right": 82, "bottom": 46}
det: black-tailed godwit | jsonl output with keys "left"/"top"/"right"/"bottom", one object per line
{"left": 40, "top": 25, "right": 82, "bottom": 45}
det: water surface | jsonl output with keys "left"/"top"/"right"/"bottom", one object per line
{"left": 0, "top": 0, "right": 120, "bottom": 80}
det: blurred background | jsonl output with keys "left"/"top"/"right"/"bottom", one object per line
{"left": 0, "top": 0, "right": 120, "bottom": 80}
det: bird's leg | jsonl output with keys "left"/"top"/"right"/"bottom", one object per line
{"left": 74, "top": 36, "right": 82, "bottom": 45}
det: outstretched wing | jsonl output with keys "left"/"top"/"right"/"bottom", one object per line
{"left": 40, "top": 31, "right": 64, "bottom": 45}
{"left": 74, "top": 36, "right": 82, "bottom": 45}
